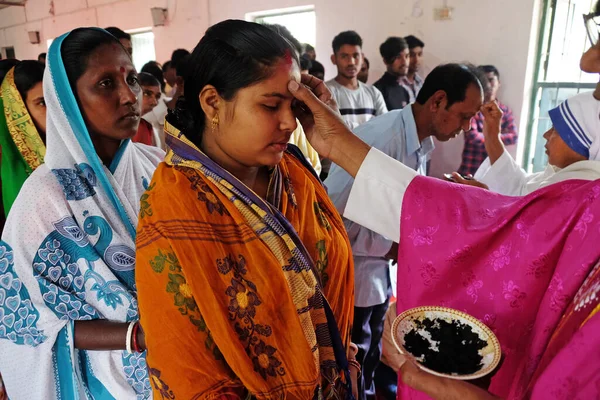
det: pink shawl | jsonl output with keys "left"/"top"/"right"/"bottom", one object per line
{"left": 396, "top": 177, "right": 600, "bottom": 399}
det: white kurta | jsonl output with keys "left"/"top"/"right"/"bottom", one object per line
{"left": 142, "top": 95, "right": 170, "bottom": 151}
{"left": 344, "top": 148, "right": 416, "bottom": 243}
{"left": 474, "top": 150, "right": 600, "bottom": 196}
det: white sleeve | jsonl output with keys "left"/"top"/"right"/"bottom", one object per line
{"left": 474, "top": 150, "right": 529, "bottom": 196}
{"left": 325, "top": 163, "right": 392, "bottom": 255}
{"left": 343, "top": 147, "right": 417, "bottom": 243}
{"left": 143, "top": 98, "right": 169, "bottom": 126}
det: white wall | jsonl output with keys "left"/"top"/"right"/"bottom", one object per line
{"left": 0, "top": 0, "right": 209, "bottom": 63}
{"left": 0, "top": 0, "right": 540, "bottom": 175}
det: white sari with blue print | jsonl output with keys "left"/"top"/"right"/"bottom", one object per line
{"left": 0, "top": 31, "right": 163, "bottom": 399}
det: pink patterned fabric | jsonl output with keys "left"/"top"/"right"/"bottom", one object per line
{"left": 396, "top": 176, "right": 600, "bottom": 399}
{"left": 527, "top": 260, "right": 600, "bottom": 399}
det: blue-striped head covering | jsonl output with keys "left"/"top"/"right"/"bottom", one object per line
{"left": 548, "top": 91, "right": 600, "bottom": 161}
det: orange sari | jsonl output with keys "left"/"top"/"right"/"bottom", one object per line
{"left": 136, "top": 123, "right": 354, "bottom": 399}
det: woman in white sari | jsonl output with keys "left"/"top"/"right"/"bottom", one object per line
{"left": 0, "top": 28, "right": 163, "bottom": 399}
{"left": 455, "top": 92, "right": 600, "bottom": 196}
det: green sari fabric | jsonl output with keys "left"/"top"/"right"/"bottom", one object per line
{"left": 0, "top": 67, "right": 45, "bottom": 217}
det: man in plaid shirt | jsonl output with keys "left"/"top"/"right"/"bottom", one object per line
{"left": 459, "top": 65, "right": 518, "bottom": 176}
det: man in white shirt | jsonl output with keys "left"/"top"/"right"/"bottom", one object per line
{"left": 325, "top": 63, "right": 483, "bottom": 399}
{"left": 326, "top": 31, "right": 387, "bottom": 129}
{"left": 322, "top": 31, "right": 387, "bottom": 179}
{"left": 142, "top": 90, "right": 171, "bottom": 151}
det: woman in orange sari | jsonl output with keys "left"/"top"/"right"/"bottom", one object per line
{"left": 135, "top": 20, "right": 356, "bottom": 399}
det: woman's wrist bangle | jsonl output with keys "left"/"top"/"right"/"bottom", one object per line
{"left": 125, "top": 321, "right": 136, "bottom": 354}
{"left": 348, "top": 359, "right": 362, "bottom": 377}
{"left": 132, "top": 321, "right": 141, "bottom": 353}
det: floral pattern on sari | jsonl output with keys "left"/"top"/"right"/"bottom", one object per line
{"left": 283, "top": 177, "right": 297, "bottom": 208}
{"left": 150, "top": 248, "right": 222, "bottom": 359}
{"left": 149, "top": 368, "right": 175, "bottom": 400}
{"left": 217, "top": 254, "right": 285, "bottom": 380}
{"left": 527, "top": 254, "right": 550, "bottom": 279}
{"left": 315, "top": 240, "right": 329, "bottom": 288}
{"left": 139, "top": 182, "right": 156, "bottom": 219}
{"left": 314, "top": 202, "right": 331, "bottom": 231}
{"left": 461, "top": 270, "right": 483, "bottom": 304}
{"left": 177, "top": 166, "right": 229, "bottom": 216}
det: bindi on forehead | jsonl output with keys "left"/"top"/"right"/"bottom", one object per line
{"left": 275, "top": 54, "right": 300, "bottom": 80}
{"left": 120, "top": 66, "right": 126, "bottom": 73}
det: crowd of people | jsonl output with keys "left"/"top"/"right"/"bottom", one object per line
{"left": 0, "top": 5, "right": 598, "bottom": 400}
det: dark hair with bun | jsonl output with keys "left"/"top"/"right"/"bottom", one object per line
{"left": 13, "top": 60, "right": 45, "bottom": 101}
{"left": 60, "top": 28, "right": 122, "bottom": 93}
{"left": 167, "top": 19, "right": 299, "bottom": 146}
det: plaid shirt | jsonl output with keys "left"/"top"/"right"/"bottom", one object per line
{"left": 400, "top": 74, "right": 424, "bottom": 103}
{"left": 458, "top": 101, "right": 518, "bottom": 176}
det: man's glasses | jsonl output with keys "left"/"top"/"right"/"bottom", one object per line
{"left": 584, "top": 12, "right": 600, "bottom": 46}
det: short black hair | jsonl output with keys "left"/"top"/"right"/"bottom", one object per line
{"left": 363, "top": 57, "right": 370, "bottom": 68}
{"left": 104, "top": 27, "right": 131, "bottom": 41}
{"left": 405, "top": 35, "right": 425, "bottom": 49}
{"left": 141, "top": 61, "right": 165, "bottom": 91}
{"left": 309, "top": 59, "right": 325, "bottom": 75}
{"left": 138, "top": 71, "right": 161, "bottom": 88}
{"left": 171, "top": 49, "right": 189, "bottom": 64}
{"left": 175, "top": 54, "right": 189, "bottom": 78}
{"left": 480, "top": 65, "right": 500, "bottom": 80}
{"left": 300, "top": 54, "right": 313, "bottom": 71}
{"left": 304, "top": 43, "right": 315, "bottom": 53}
{"left": 162, "top": 60, "right": 172, "bottom": 73}
{"left": 170, "top": 49, "right": 190, "bottom": 75}
{"left": 332, "top": 31, "right": 362, "bottom": 53}
{"left": 416, "top": 63, "right": 483, "bottom": 107}
{"left": 266, "top": 24, "right": 302, "bottom": 55}
{"left": 379, "top": 37, "right": 408, "bottom": 64}
{"left": 38, "top": 52, "right": 46, "bottom": 60}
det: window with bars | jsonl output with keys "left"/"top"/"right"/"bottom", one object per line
{"left": 524, "top": 0, "right": 598, "bottom": 172}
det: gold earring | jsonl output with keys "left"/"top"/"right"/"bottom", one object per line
{"left": 211, "top": 114, "right": 219, "bottom": 132}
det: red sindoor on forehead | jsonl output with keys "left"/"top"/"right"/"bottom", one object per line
{"left": 283, "top": 49, "right": 293, "bottom": 65}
